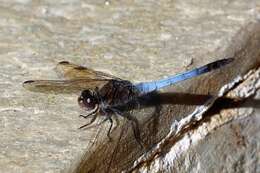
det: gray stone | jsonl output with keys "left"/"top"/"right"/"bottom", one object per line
{"left": 130, "top": 67, "right": 260, "bottom": 173}
{"left": 0, "top": 0, "right": 259, "bottom": 173}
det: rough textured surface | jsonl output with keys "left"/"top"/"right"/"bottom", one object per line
{"left": 130, "top": 67, "right": 260, "bottom": 173}
{"left": 0, "top": 0, "right": 259, "bottom": 173}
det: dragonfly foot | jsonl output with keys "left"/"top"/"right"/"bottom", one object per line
{"left": 79, "top": 114, "right": 88, "bottom": 118}
{"left": 106, "top": 117, "right": 113, "bottom": 141}
{"left": 78, "top": 113, "right": 97, "bottom": 129}
{"left": 79, "top": 110, "right": 97, "bottom": 119}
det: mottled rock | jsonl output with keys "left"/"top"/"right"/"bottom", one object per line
{"left": 0, "top": 0, "right": 259, "bottom": 173}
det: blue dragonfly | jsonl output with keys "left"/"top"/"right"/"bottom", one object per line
{"left": 23, "top": 58, "right": 233, "bottom": 142}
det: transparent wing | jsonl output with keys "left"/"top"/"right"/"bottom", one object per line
{"left": 55, "top": 61, "right": 121, "bottom": 80}
{"left": 23, "top": 79, "right": 110, "bottom": 94}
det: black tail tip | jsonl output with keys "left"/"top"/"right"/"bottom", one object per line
{"left": 210, "top": 57, "right": 234, "bottom": 70}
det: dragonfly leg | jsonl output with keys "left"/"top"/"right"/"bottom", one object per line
{"left": 109, "top": 107, "right": 144, "bottom": 148}
{"left": 79, "top": 111, "right": 95, "bottom": 119}
{"left": 124, "top": 113, "right": 144, "bottom": 148}
{"left": 107, "top": 117, "right": 113, "bottom": 141}
{"left": 97, "top": 117, "right": 108, "bottom": 125}
{"left": 79, "top": 113, "right": 97, "bottom": 129}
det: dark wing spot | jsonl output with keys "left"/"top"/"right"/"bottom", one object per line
{"left": 74, "top": 66, "right": 86, "bottom": 70}
{"left": 58, "top": 61, "right": 70, "bottom": 65}
{"left": 23, "top": 80, "right": 35, "bottom": 84}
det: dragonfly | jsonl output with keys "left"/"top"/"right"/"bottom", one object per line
{"left": 23, "top": 58, "right": 233, "bottom": 143}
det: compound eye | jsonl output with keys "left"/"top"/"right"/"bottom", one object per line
{"left": 84, "top": 96, "right": 95, "bottom": 109}
{"left": 78, "top": 90, "right": 97, "bottom": 110}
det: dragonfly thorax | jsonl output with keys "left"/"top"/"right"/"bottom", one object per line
{"left": 99, "top": 80, "right": 140, "bottom": 107}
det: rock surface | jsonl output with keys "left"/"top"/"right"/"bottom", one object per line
{"left": 129, "top": 67, "right": 260, "bottom": 173}
{"left": 0, "top": 0, "right": 259, "bottom": 173}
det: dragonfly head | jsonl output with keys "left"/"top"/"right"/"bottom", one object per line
{"left": 78, "top": 89, "right": 99, "bottom": 112}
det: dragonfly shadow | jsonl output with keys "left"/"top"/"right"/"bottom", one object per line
{"left": 116, "top": 91, "right": 260, "bottom": 112}
{"left": 112, "top": 91, "right": 260, "bottom": 147}
{"left": 113, "top": 91, "right": 213, "bottom": 113}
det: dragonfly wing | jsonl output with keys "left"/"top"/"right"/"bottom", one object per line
{"left": 55, "top": 61, "right": 121, "bottom": 80}
{"left": 23, "top": 79, "right": 109, "bottom": 94}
